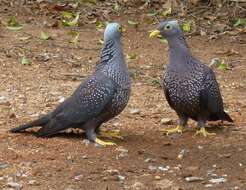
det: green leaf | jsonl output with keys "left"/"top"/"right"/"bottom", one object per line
{"left": 182, "top": 22, "right": 191, "bottom": 32}
{"left": 6, "top": 16, "right": 22, "bottom": 30}
{"left": 95, "top": 20, "right": 105, "bottom": 31}
{"left": 98, "top": 38, "right": 104, "bottom": 45}
{"left": 61, "top": 11, "right": 74, "bottom": 19}
{"left": 40, "top": 31, "right": 51, "bottom": 40}
{"left": 147, "top": 11, "right": 158, "bottom": 17}
{"left": 62, "top": 13, "right": 80, "bottom": 27}
{"left": 162, "top": 7, "right": 172, "bottom": 17}
{"left": 68, "top": 31, "right": 80, "bottom": 45}
{"left": 126, "top": 53, "right": 137, "bottom": 60}
{"left": 218, "top": 60, "right": 228, "bottom": 70}
{"left": 6, "top": 26, "right": 23, "bottom": 30}
{"left": 233, "top": 18, "right": 246, "bottom": 27}
{"left": 113, "top": 2, "right": 120, "bottom": 12}
{"left": 127, "top": 20, "right": 138, "bottom": 26}
{"left": 21, "top": 56, "right": 31, "bottom": 65}
{"left": 18, "top": 36, "right": 31, "bottom": 41}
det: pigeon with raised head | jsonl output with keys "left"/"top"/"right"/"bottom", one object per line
{"left": 150, "top": 20, "right": 233, "bottom": 137}
{"left": 11, "top": 23, "right": 131, "bottom": 145}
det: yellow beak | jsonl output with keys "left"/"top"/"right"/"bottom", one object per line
{"left": 149, "top": 30, "right": 161, "bottom": 38}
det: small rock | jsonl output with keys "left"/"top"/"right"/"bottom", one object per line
{"left": 82, "top": 139, "right": 90, "bottom": 146}
{"left": 28, "top": 180, "right": 39, "bottom": 186}
{"left": 209, "top": 177, "right": 227, "bottom": 184}
{"left": 204, "top": 184, "right": 213, "bottom": 187}
{"left": 7, "top": 182, "right": 23, "bottom": 190}
{"left": 160, "top": 118, "right": 173, "bottom": 125}
{"left": 185, "top": 176, "right": 204, "bottom": 182}
{"left": 155, "top": 176, "right": 161, "bottom": 180}
{"left": 129, "top": 108, "right": 140, "bottom": 115}
{"left": 74, "top": 174, "right": 83, "bottom": 181}
{"left": 104, "top": 169, "right": 119, "bottom": 175}
{"left": 81, "top": 155, "right": 88, "bottom": 159}
{"left": 0, "top": 96, "right": 10, "bottom": 106}
{"left": 117, "top": 175, "right": 126, "bottom": 182}
{"left": 177, "top": 149, "right": 189, "bottom": 159}
{"left": 0, "top": 163, "right": 10, "bottom": 169}
{"left": 128, "top": 181, "right": 144, "bottom": 190}
{"left": 198, "top": 145, "right": 203, "bottom": 150}
{"left": 148, "top": 165, "right": 157, "bottom": 171}
{"left": 116, "top": 146, "right": 128, "bottom": 158}
{"left": 158, "top": 166, "right": 170, "bottom": 172}
{"left": 155, "top": 179, "right": 179, "bottom": 190}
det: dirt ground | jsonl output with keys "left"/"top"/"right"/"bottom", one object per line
{"left": 0, "top": 1, "right": 246, "bottom": 190}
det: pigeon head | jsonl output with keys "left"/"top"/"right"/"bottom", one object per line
{"left": 149, "top": 20, "right": 182, "bottom": 39}
{"left": 104, "top": 22, "right": 123, "bottom": 42}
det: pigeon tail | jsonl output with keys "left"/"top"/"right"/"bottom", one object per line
{"left": 221, "top": 111, "right": 233, "bottom": 122}
{"left": 10, "top": 114, "right": 50, "bottom": 133}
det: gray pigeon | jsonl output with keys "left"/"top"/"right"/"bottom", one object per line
{"left": 11, "top": 23, "right": 131, "bottom": 146}
{"left": 150, "top": 20, "right": 233, "bottom": 137}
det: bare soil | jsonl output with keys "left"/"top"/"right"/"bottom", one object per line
{"left": 0, "top": 1, "right": 246, "bottom": 190}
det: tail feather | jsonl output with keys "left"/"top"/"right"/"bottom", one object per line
{"left": 10, "top": 115, "right": 50, "bottom": 133}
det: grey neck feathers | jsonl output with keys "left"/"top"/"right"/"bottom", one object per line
{"left": 167, "top": 35, "right": 193, "bottom": 70}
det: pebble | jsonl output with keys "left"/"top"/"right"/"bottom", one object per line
{"left": 160, "top": 118, "right": 173, "bottom": 125}
{"left": 0, "top": 96, "right": 10, "bottom": 106}
{"left": 117, "top": 175, "right": 126, "bottom": 182}
{"left": 7, "top": 182, "right": 23, "bottom": 190}
{"left": 177, "top": 149, "right": 189, "bottom": 159}
{"left": 209, "top": 177, "right": 227, "bottom": 184}
{"left": 158, "top": 166, "right": 170, "bottom": 172}
{"left": 155, "top": 179, "right": 179, "bottom": 190}
{"left": 129, "top": 108, "right": 140, "bottom": 115}
{"left": 74, "top": 174, "right": 83, "bottom": 181}
{"left": 155, "top": 176, "right": 161, "bottom": 180}
{"left": 185, "top": 176, "right": 204, "bottom": 182}
{"left": 0, "top": 163, "right": 10, "bottom": 169}
{"left": 82, "top": 139, "right": 90, "bottom": 146}
{"left": 116, "top": 146, "right": 128, "bottom": 158}
{"left": 127, "top": 181, "right": 144, "bottom": 190}
{"left": 28, "top": 180, "right": 39, "bottom": 186}
{"left": 148, "top": 165, "right": 157, "bottom": 171}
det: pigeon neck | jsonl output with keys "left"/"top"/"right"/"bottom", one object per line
{"left": 168, "top": 35, "right": 189, "bottom": 53}
{"left": 97, "top": 38, "right": 126, "bottom": 70}
{"left": 167, "top": 35, "right": 192, "bottom": 69}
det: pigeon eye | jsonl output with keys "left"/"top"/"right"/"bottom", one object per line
{"left": 118, "top": 26, "right": 122, "bottom": 32}
{"left": 165, "top": 24, "right": 172, "bottom": 30}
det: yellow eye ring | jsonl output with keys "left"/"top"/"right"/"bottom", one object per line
{"left": 165, "top": 24, "right": 172, "bottom": 30}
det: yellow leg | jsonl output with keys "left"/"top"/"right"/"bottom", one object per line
{"left": 99, "top": 129, "right": 124, "bottom": 140}
{"left": 162, "top": 125, "right": 183, "bottom": 135}
{"left": 194, "top": 127, "right": 216, "bottom": 137}
{"left": 95, "top": 138, "right": 116, "bottom": 146}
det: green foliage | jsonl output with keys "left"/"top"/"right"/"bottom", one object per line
{"left": 21, "top": 56, "right": 31, "bottom": 65}
{"left": 6, "top": 16, "right": 22, "bottom": 30}
{"left": 40, "top": 31, "right": 51, "bottom": 40}
{"left": 62, "top": 12, "right": 80, "bottom": 27}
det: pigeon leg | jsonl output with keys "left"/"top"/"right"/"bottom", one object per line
{"left": 163, "top": 115, "right": 187, "bottom": 135}
{"left": 194, "top": 119, "right": 216, "bottom": 137}
{"left": 85, "top": 124, "right": 116, "bottom": 146}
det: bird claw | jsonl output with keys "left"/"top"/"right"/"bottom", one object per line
{"left": 194, "top": 127, "right": 216, "bottom": 137}
{"left": 162, "top": 125, "right": 183, "bottom": 136}
{"left": 99, "top": 130, "right": 124, "bottom": 140}
{"left": 95, "top": 138, "right": 117, "bottom": 146}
